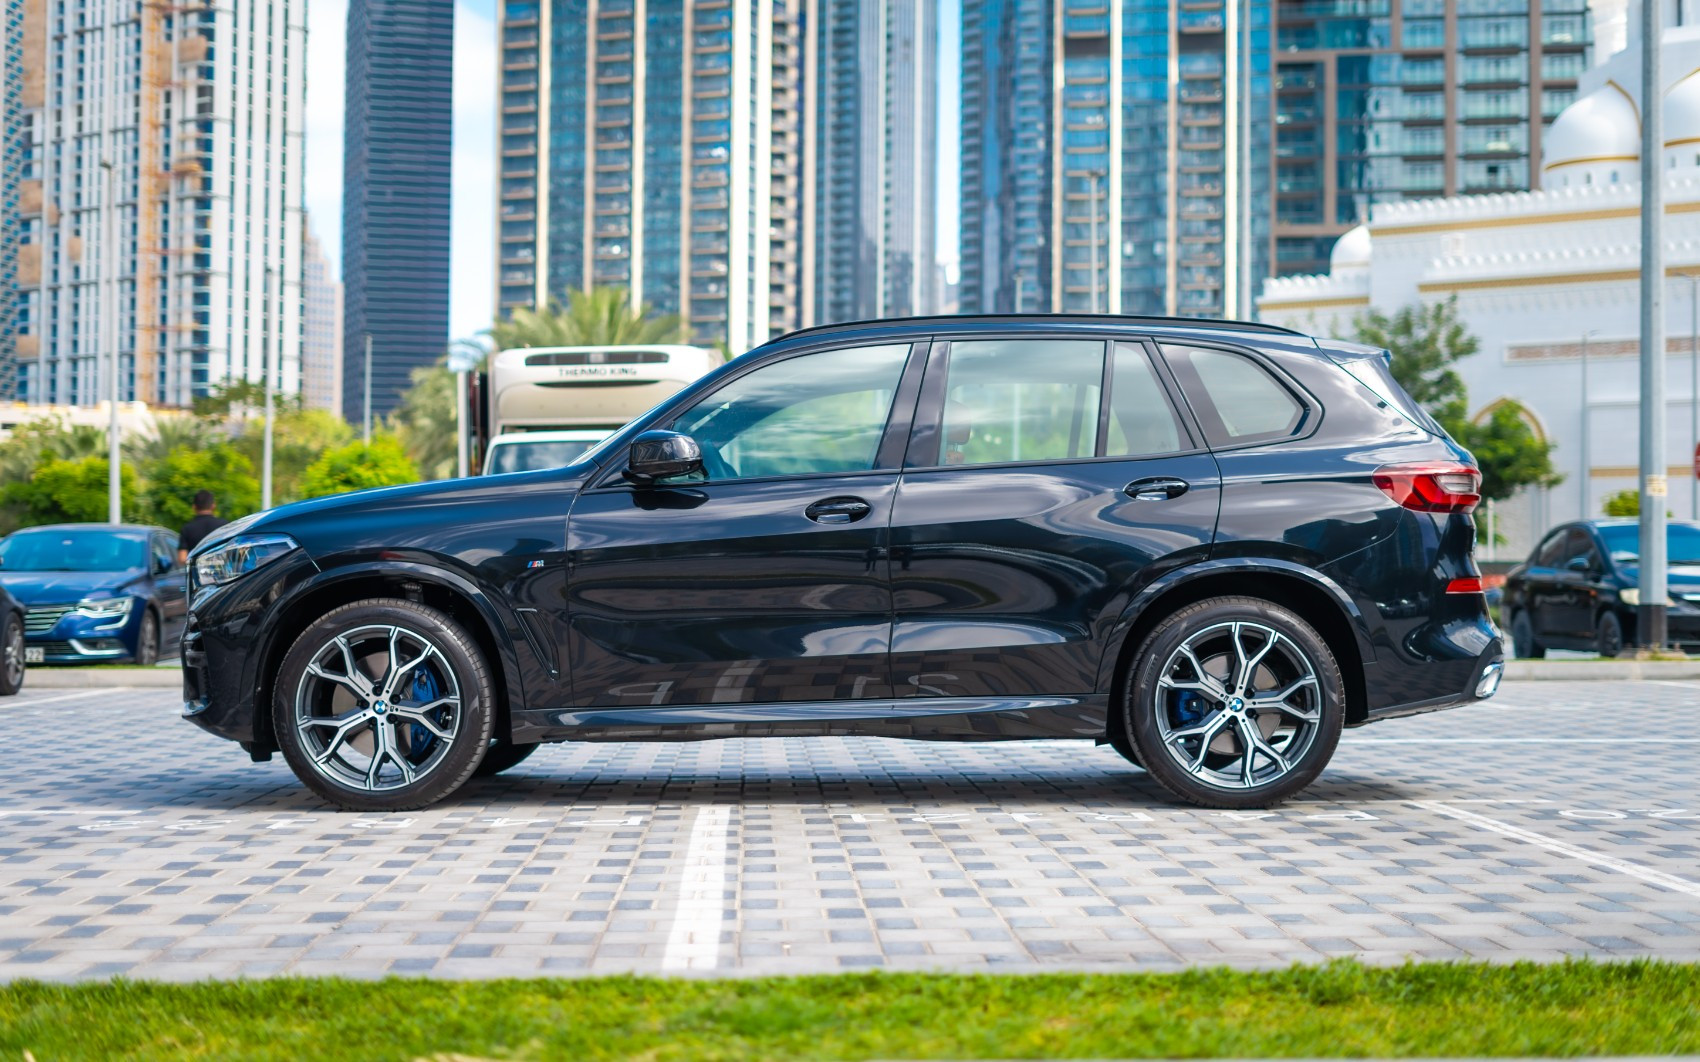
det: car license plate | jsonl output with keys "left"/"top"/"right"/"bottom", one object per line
{"left": 24, "top": 647, "right": 44, "bottom": 664}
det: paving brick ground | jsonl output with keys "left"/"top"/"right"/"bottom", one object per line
{"left": 0, "top": 679, "right": 1696, "bottom": 981}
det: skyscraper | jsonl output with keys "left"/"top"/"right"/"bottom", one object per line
{"left": 807, "top": 1, "right": 937, "bottom": 324}
{"left": 1, "top": 0, "right": 24, "bottom": 402}
{"left": 301, "top": 222, "right": 343, "bottom": 414}
{"left": 342, "top": 0, "right": 453, "bottom": 424}
{"left": 959, "top": 0, "right": 1270, "bottom": 318}
{"left": 9, "top": 0, "right": 305, "bottom": 407}
{"left": 496, "top": 0, "right": 804, "bottom": 352}
{"left": 1270, "top": 0, "right": 1592, "bottom": 278}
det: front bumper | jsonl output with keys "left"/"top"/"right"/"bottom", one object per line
{"left": 23, "top": 605, "right": 143, "bottom": 664}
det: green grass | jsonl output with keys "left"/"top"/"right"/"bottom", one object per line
{"left": 3, "top": 960, "right": 1699, "bottom": 1061}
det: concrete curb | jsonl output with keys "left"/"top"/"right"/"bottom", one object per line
{"left": 1505, "top": 659, "right": 1700, "bottom": 681}
{"left": 20, "top": 667, "right": 182, "bottom": 689}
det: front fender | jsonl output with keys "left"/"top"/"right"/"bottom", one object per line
{"left": 1091, "top": 557, "right": 1378, "bottom": 695}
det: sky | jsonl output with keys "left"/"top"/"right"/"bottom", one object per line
{"left": 303, "top": 1, "right": 957, "bottom": 339}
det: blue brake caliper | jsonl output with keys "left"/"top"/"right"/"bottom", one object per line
{"left": 407, "top": 667, "right": 441, "bottom": 758}
{"left": 1174, "top": 690, "right": 1208, "bottom": 728}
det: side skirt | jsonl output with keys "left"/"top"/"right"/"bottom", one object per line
{"left": 510, "top": 695, "right": 1111, "bottom": 744}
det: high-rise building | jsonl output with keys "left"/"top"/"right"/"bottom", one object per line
{"left": 301, "top": 222, "right": 343, "bottom": 415}
{"left": 806, "top": 1, "right": 937, "bottom": 324}
{"left": 10, "top": 0, "right": 304, "bottom": 407}
{"left": 959, "top": 0, "right": 1271, "bottom": 318}
{"left": 341, "top": 0, "right": 453, "bottom": 424}
{"left": 1, "top": 0, "right": 24, "bottom": 402}
{"left": 496, "top": 0, "right": 804, "bottom": 351}
{"left": 1270, "top": 0, "right": 1592, "bottom": 278}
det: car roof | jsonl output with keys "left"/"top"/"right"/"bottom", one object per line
{"left": 8, "top": 523, "right": 165, "bottom": 536}
{"left": 760, "top": 313, "right": 1322, "bottom": 357}
{"left": 487, "top": 430, "right": 612, "bottom": 444}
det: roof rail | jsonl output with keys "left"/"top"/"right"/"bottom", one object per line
{"left": 769, "top": 312, "right": 1309, "bottom": 345}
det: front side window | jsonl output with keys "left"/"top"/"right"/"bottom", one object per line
{"left": 1105, "top": 342, "right": 1188, "bottom": 457}
{"left": 937, "top": 339, "right": 1104, "bottom": 466}
{"left": 668, "top": 343, "right": 910, "bottom": 481}
{"left": 1163, "top": 344, "right": 1307, "bottom": 446}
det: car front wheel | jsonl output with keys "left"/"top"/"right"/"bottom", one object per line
{"left": 274, "top": 599, "right": 495, "bottom": 811}
{"left": 1596, "top": 610, "right": 1625, "bottom": 658}
{"left": 0, "top": 612, "right": 24, "bottom": 696}
{"left": 135, "top": 611, "right": 159, "bottom": 667}
{"left": 1510, "top": 610, "right": 1545, "bottom": 659}
{"left": 1123, "top": 596, "right": 1344, "bottom": 809}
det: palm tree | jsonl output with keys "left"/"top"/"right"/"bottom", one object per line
{"left": 125, "top": 416, "right": 213, "bottom": 465}
{"left": 389, "top": 363, "right": 459, "bottom": 480}
{"left": 488, "top": 286, "right": 689, "bottom": 350}
{"left": 0, "top": 419, "right": 106, "bottom": 483}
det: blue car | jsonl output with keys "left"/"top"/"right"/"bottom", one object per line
{"left": 0, "top": 524, "right": 189, "bottom": 666}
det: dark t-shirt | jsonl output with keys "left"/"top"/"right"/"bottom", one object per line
{"left": 178, "top": 514, "right": 228, "bottom": 555}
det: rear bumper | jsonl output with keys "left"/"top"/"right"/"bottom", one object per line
{"left": 1362, "top": 634, "right": 1504, "bottom": 723}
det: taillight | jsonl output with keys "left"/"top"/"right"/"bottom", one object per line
{"left": 1372, "top": 462, "right": 1482, "bottom": 513}
{"left": 1445, "top": 576, "right": 1485, "bottom": 595}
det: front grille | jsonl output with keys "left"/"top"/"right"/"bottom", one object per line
{"left": 24, "top": 605, "right": 74, "bottom": 634}
{"left": 32, "top": 639, "right": 76, "bottom": 657}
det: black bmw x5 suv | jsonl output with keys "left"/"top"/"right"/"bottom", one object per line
{"left": 183, "top": 315, "right": 1503, "bottom": 811}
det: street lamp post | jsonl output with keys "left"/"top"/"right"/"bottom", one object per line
{"left": 1686, "top": 273, "right": 1700, "bottom": 520}
{"left": 101, "top": 158, "right": 120, "bottom": 524}
{"left": 445, "top": 337, "right": 489, "bottom": 480}
{"left": 261, "top": 265, "right": 275, "bottom": 510}
{"left": 1639, "top": 0, "right": 1669, "bottom": 649}
{"left": 362, "top": 333, "right": 373, "bottom": 446}
{"left": 1580, "top": 329, "right": 1597, "bottom": 520}
{"left": 1089, "top": 172, "right": 1102, "bottom": 314}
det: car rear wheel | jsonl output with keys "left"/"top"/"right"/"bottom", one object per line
{"left": 474, "top": 739, "right": 539, "bottom": 777}
{"left": 0, "top": 613, "right": 24, "bottom": 696}
{"left": 135, "top": 611, "right": 159, "bottom": 667}
{"left": 1510, "top": 610, "right": 1545, "bottom": 659}
{"left": 273, "top": 599, "right": 495, "bottom": 812}
{"left": 1596, "top": 611, "right": 1625, "bottom": 658}
{"left": 1123, "top": 596, "right": 1344, "bottom": 809}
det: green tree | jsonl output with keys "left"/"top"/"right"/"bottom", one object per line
{"left": 0, "top": 419, "right": 107, "bottom": 486}
{"left": 489, "top": 287, "right": 688, "bottom": 349}
{"left": 125, "top": 417, "right": 214, "bottom": 466}
{"left": 1, "top": 456, "right": 137, "bottom": 527}
{"left": 192, "top": 378, "right": 302, "bottom": 420}
{"left": 300, "top": 435, "right": 419, "bottom": 499}
{"left": 1603, "top": 489, "right": 1640, "bottom": 517}
{"left": 389, "top": 363, "right": 460, "bottom": 480}
{"left": 138, "top": 443, "right": 260, "bottom": 528}
{"left": 1351, "top": 298, "right": 1560, "bottom": 504}
{"left": 226, "top": 407, "right": 355, "bottom": 506}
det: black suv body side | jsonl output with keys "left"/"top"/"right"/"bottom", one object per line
{"left": 182, "top": 315, "right": 1503, "bottom": 810}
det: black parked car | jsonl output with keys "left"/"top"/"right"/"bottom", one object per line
{"left": 0, "top": 524, "right": 190, "bottom": 665}
{"left": 182, "top": 315, "right": 1504, "bottom": 812}
{"left": 0, "top": 583, "right": 25, "bottom": 696}
{"left": 1502, "top": 519, "right": 1700, "bottom": 657}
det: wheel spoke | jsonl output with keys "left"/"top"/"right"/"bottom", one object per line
{"left": 1174, "top": 711, "right": 1231, "bottom": 773}
{"left": 1248, "top": 675, "right": 1319, "bottom": 722}
{"left": 1176, "top": 644, "right": 1228, "bottom": 699}
{"left": 380, "top": 637, "right": 437, "bottom": 698}
{"left": 311, "top": 710, "right": 373, "bottom": 767}
{"left": 1239, "top": 718, "right": 1289, "bottom": 785}
{"left": 390, "top": 700, "right": 457, "bottom": 740}
{"left": 1235, "top": 627, "right": 1279, "bottom": 693}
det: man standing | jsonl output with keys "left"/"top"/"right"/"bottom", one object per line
{"left": 177, "top": 491, "right": 228, "bottom": 565}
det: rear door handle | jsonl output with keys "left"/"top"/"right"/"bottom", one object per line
{"left": 805, "top": 496, "right": 872, "bottom": 524}
{"left": 1125, "top": 477, "right": 1190, "bottom": 501}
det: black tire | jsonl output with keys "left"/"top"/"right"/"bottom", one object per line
{"left": 134, "top": 611, "right": 159, "bottom": 667}
{"left": 475, "top": 740, "right": 540, "bottom": 777}
{"left": 273, "top": 598, "right": 495, "bottom": 812}
{"left": 1596, "top": 610, "right": 1625, "bottom": 658}
{"left": 0, "top": 612, "right": 25, "bottom": 696}
{"left": 1122, "top": 596, "right": 1345, "bottom": 810}
{"left": 1510, "top": 610, "right": 1546, "bottom": 659}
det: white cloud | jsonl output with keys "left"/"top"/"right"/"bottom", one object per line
{"left": 300, "top": 0, "right": 497, "bottom": 341}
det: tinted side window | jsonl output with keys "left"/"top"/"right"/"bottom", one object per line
{"left": 1561, "top": 529, "right": 1600, "bottom": 573}
{"left": 152, "top": 534, "right": 175, "bottom": 571}
{"left": 937, "top": 339, "right": 1104, "bottom": 465}
{"left": 1162, "top": 344, "right": 1306, "bottom": 446}
{"left": 1534, "top": 530, "right": 1567, "bottom": 567}
{"left": 1105, "top": 343, "right": 1187, "bottom": 457}
{"left": 669, "top": 343, "right": 910, "bottom": 481}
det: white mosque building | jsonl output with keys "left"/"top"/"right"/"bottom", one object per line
{"left": 1258, "top": 1, "right": 1700, "bottom": 560}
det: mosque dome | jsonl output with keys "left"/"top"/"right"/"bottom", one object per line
{"left": 1542, "top": 82, "right": 1641, "bottom": 187}
{"left": 1329, "top": 225, "right": 1372, "bottom": 273}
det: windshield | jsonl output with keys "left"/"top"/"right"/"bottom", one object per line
{"left": 487, "top": 438, "right": 602, "bottom": 475}
{"left": 1597, "top": 524, "right": 1700, "bottom": 566}
{"left": 0, "top": 529, "right": 147, "bottom": 572}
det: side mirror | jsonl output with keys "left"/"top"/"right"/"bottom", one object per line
{"left": 623, "top": 430, "right": 703, "bottom": 486}
{"left": 1565, "top": 557, "right": 1591, "bottom": 574}
{"left": 154, "top": 556, "right": 172, "bottom": 575}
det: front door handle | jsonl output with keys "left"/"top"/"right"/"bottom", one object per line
{"left": 1125, "top": 477, "right": 1190, "bottom": 501}
{"left": 805, "top": 496, "right": 872, "bottom": 524}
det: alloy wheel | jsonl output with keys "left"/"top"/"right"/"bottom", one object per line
{"left": 3, "top": 623, "right": 22, "bottom": 688}
{"left": 1152, "top": 620, "right": 1323, "bottom": 791}
{"left": 292, "top": 624, "right": 463, "bottom": 793}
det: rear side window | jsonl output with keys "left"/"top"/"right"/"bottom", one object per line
{"left": 1162, "top": 344, "right": 1307, "bottom": 446}
{"left": 1534, "top": 530, "right": 1567, "bottom": 567}
{"left": 1105, "top": 343, "right": 1187, "bottom": 457}
{"left": 937, "top": 339, "right": 1104, "bottom": 465}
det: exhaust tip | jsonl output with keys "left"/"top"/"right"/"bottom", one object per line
{"left": 1475, "top": 661, "right": 1504, "bottom": 699}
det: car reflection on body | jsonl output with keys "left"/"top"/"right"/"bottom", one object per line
{"left": 0, "top": 524, "right": 189, "bottom": 666}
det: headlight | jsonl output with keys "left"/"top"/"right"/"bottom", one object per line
{"left": 192, "top": 534, "right": 300, "bottom": 589}
{"left": 74, "top": 596, "right": 133, "bottom": 620}
{"left": 1621, "top": 587, "right": 1640, "bottom": 606}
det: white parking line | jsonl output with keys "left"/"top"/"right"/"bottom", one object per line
{"left": 2, "top": 688, "right": 136, "bottom": 708}
{"left": 1416, "top": 799, "right": 1700, "bottom": 900}
{"left": 1354, "top": 737, "right": 1700, "bottom": 745}
{"left": 662, "top": 804, "right": 732, "bottom": 972}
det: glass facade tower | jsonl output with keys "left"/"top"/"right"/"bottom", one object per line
{"left": 498, "top": 0, "right": 804, "bottom": 352}
{"left": 341, "top": 0, "right": 454, "bottom": 423}
{"left": 2, "top": 0, "right": 23, "bottom": 401}
{"left": 807, "top": 0, "right": 937, "bottom": 323}
{"left": 961, "top": 0, "right": 1271, "bottom": 318}
{"left": 1271, "top": 0, "right": 1592, "bottom": 277}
